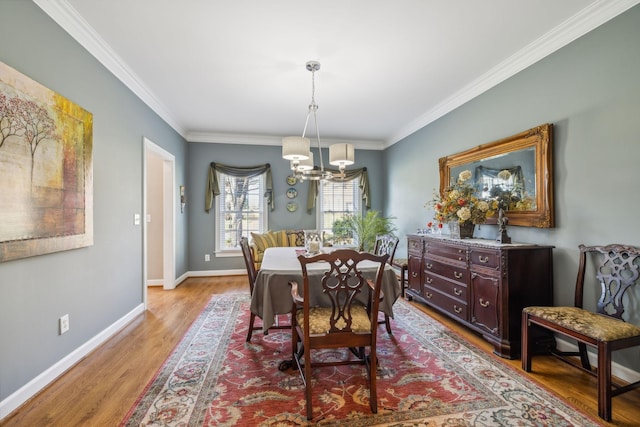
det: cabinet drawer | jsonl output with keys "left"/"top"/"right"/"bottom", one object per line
{"left": 469, "top": 247, "right": 500, "bottom": 269}
{"left": 408, "top": 237, "right": 424, "bottom": 255}
{"left": 424, "top": 272, "right": 467, "bottom": 301}
{"left": 425, "top": 242, "right": 466, "bottom": 262}
{"left": 423, "top": 286, "right": 468, "bottom": 321}
{"left": 424, "top": 258, "right": 468, "bottom": 285}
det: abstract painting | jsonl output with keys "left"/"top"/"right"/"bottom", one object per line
{"left": 0, "top": 61, "right": 93, "bottom": 262}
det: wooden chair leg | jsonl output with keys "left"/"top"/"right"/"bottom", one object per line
{"left": 246, "top": 312, "right": 256, "bottom": 342}
{"left": 578, "top": 342, "right": 591, "bottom": 370}
{"left": 369, "top": 349, "right": 378, "bottom": 413}
{"left": 384, "top": 314, "right": 392, "bottom": 335}
{"left": 521, "top": 312, "right": 532, "bottom": 372}
{"left": 304, "top": 345, "right": 313, "bottom": 420}
{"left": 598, "top": 343, "right": 613, "bottom": 421}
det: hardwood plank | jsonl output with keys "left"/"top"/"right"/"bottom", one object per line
{"left": 1, "top": 275, "right": 639, "bottom": 426}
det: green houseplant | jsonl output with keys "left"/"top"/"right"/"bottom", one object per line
{"left": 334, "top": 210, "right": 396, "bottom": 252}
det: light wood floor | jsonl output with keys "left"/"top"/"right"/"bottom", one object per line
{"left": 2, "top": 276, "right": 639, "bottom": 426}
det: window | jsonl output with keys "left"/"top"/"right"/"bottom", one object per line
{"left": 215, "top": 172, "right": 267, "bottom": 253}
{"left": 317, "top": 177, "right": 360, "bottom": 244}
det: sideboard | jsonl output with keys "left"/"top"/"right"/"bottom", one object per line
{"left": 406, "top": 234, "right": 554, "bottom": 359}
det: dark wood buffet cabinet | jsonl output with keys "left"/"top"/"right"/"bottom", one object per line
{"left": 406, "top": 234, "right": 554, "bottom": 359}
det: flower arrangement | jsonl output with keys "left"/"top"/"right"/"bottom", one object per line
{"left": 428, "top": 170, "right": 498, "bottom": 225}
{"left": 489, "top": 169, "right": 535, "bottom": 211}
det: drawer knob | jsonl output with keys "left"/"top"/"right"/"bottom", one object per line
{"left": 425, "top": 292, "right": 433, "bottom": 299}
{"left": 479, "top": 298, "right": 490, "bottom": 308}
{"left": 454, "top": 305, "right": 462, "bottom": 314}
{"left": 426, "top": 263, "right": 433, "bottom": 269}
{"left": 454, "top": 271, "right": 463, "bottom": 279}
{"left": 454, "top": 288, "right": 462, "bottom": 296}
{"left": 412, "top": 272, "right": 418, "bottom": 278}
{"left": 426, "top": 277, "right": 433, "bottom": 284}
{"left": 478, "top": 255, "right": 489, "bottom": 263}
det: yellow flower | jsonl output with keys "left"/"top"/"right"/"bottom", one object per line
{"left": 456, "top": 207, "right": 471, "bottom": 221}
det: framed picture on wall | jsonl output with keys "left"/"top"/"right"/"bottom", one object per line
{"left": 0, "top": 61, "right": 93, "bottom": 262}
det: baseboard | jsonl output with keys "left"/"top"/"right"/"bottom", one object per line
{"left": 555, "top": 336, "right": 640, "bottom": 384}
{"left": 0, "top": 303, "right": 145, "bottom": 420}
{"left": 187, "top": 268, "right": 245, "bottom": 277}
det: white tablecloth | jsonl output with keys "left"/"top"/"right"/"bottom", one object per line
{"left": 250, "top": 247, "right": 402, "bottom": 330}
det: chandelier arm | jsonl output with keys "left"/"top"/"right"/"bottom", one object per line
{"left": 312, "top": 109, "right": 325, "bottom": 172}
{"left": 301, "top": 109, "right": 311, "bottom": 138}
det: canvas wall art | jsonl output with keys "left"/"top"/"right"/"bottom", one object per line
{"left": 0, "top": 61, "right": 93, "bottom": 262}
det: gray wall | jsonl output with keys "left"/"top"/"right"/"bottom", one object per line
{"left": 385, "top": 5, "right": 640, "bottom": 368}
{"left": 0, "top": 1, "right": 188, "bottom": 402}
{"left": 187, "top": 142, "right": 385, "bottom": 272}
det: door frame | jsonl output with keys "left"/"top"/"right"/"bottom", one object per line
{"left": 143, "top": 137, "right": 176, "bottom": 307}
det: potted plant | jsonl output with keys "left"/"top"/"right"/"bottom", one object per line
{"left": 334, "top": 210, "right": 396, "bottom": 252}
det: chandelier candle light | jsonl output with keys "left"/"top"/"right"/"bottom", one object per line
{"left": 282, "top": 61, "right": 354, "bottom": 181}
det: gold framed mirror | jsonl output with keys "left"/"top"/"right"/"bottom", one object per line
{"left": 438, "top": 123, "right": 554, "bottom": 228}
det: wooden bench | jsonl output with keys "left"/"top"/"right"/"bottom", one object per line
{"left": 522, "top": 244, "right": 640, "bottom": 421}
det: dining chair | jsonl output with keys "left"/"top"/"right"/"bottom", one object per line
{"left": 240, "top": 237, "right": 262, "bottom": 342}
{"left": 522, "top": 244, "right": 640, "bottom": 421}
{"left": 288, "top": 249, "right": 389, "bottom": 420}
{"left": 374, "top": 234, "right": 399, "bottom": 334}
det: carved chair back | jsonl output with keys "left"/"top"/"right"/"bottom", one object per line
{"left": 576, "top": 244, "right": 640, "bottom": 319}
{"left": 239, "top": 237, "right": 258, "bottom": 293}
{"left": 373, "top": 234, "right": 399, "bottom": 266}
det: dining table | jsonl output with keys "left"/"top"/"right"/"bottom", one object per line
{"left": 250, "top": 246, "right": 402, "bottom": 331}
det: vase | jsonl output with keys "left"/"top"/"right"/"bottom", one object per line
{"left": 448, "top": 221, "right": 475, "bottom": 239}
{"left": 304, "top": 229, "right": 323, "bottom": 254}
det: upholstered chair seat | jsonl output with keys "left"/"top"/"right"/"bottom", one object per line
{"left": 523, "top": 306, "right": 640, "bottom": 342}
{"left": 295, "top": 305, "right": 371, "bottom": 335}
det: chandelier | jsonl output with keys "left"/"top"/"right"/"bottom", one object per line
{"left": 282, "top": 61, "right": 355, "bottom": 181}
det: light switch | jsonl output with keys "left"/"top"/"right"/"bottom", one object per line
{"left": 134, "top": 213, "right": 141, "bottom": 225}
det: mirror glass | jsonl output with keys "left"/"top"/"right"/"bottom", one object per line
{"left": 439, "top": 124, "right": 554, "bottom": 228}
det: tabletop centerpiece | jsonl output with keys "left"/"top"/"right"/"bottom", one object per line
{"left": 428, "top": 170, "right": 498, "bottom": 239}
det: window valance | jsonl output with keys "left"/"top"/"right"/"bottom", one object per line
{"left": 205, "top": 162, "right": 274, "bottom": 212}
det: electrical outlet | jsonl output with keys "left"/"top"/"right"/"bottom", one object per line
{"left": 59, "top": 314, "right": 70, "bottom": 335}
{"left": 204, "top": 254, "right": 210, "bottom": 262}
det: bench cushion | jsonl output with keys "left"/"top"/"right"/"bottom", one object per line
{"left": 524, "top": 306, "right": 640, "bottom": 342}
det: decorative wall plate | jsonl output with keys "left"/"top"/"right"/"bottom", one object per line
{"left": 286, "top": 175, "right": 297, "bottom": 185}
{"left": 286, "top": 187, "right": 297, "bottom": 199}
{"left": 286, "top": 202, "right": 298, "bottom": 212}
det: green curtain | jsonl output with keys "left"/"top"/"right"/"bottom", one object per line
{"left": 205, "top": 162, "right": 274, "bottom": 212}
{"left": 306, "top": 167, "right": 370, "bottom": 212}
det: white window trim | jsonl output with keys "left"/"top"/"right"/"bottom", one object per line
{"left": 214, "top": 172, "right": 268, "bottom": 256}
{"left": 316, "top": 178, "right": 361, "bottom": 239}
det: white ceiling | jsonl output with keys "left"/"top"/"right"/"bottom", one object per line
{"left": 36, "top": 0, "right": 639, "bottom": 149}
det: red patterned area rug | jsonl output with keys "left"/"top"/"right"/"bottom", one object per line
{"left": 121, "top": 294, "right": 600, "bottom": 426}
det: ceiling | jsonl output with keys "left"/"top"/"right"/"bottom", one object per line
{"left": 36, "top": 0, "right": 639, "bottom": 149}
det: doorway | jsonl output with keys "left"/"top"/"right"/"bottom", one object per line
{"left": 143, "top": 137, "right": 176, "bottom": 307}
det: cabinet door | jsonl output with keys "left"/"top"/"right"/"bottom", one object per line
{"left": 407, "top": 254, "right": 422, "bottom": 295}
{"left": 470, "top": 272, "right": 500, "bottom": 336}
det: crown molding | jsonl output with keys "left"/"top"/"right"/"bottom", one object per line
{"left": 186, "top": 132, "right": 385, "bottom": 150}
{"left": 34, "top": 0, "right": 187, "bottom": 138}
{"left": 386, "top": 0, "right": 640, "bottom": 146}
